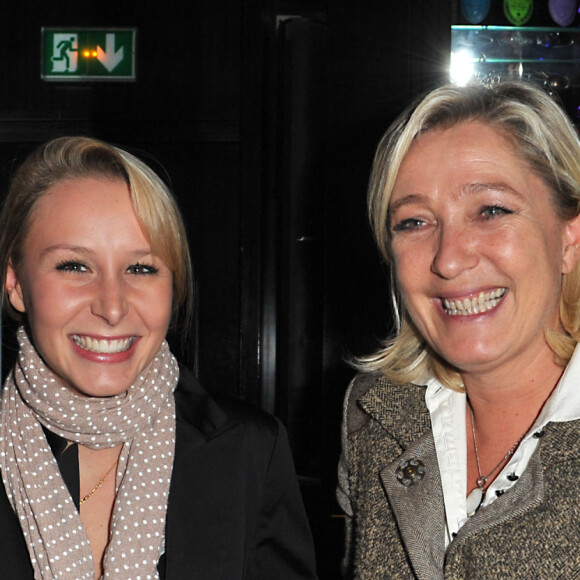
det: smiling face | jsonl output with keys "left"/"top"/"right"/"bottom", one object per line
{"left": 389, "top": 121, "right": 580, "bottom": 382}
{"left": 5, "top": 177, "right": 174, "bottom": 397}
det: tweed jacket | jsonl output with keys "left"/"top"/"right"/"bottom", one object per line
{"left": 337, "top": 372, "right": 580, "bottom": 579}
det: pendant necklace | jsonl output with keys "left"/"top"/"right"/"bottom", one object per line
{"left": 465, "top": 405, "right": 524, "bottom": 516}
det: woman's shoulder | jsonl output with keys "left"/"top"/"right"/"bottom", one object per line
{"left": 345, "top": 371, "right": 426, "bottom": 409}
{"left": 174, "top": 365, "right": 280, "bottom": 440}
{"left": 343, "top": 372, "right": 428, "bottom": 438}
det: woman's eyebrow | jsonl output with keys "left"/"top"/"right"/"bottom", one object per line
{"left": 40, "top": 245, "right": 154, "bottom": 259}
{"left": 389, "top": 182, "right": 524, "bottom": 214}
{"left": 459, "top": 181, "right": 524, "bottom": 200}
{"left": 40, "top": 244, "right": 95, "bottom": 259}
{"left": 388, "top": 193, "right": 426, "bottom": 215}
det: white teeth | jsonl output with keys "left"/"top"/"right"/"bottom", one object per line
{"left": 443, "top": 288, "right": 506, "bottom": 316}
{"left": 72, "top": 335, "right": 135, "bottom": 354}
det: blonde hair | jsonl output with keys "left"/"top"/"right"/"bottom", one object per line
{"left": 359, "top": 81, "right": 580, "bottom": 390}
{"left": 0, "top": 136, "right": 194, "bottom": 338}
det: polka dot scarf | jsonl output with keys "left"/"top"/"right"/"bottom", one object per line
{"left": 0, "top": 327, "right": 179, "bottom": 580}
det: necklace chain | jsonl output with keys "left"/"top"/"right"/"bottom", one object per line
{"left": 80, "top": 459, "right": 118, "bottom": 505}
{"left": 469, "top": 405, "right": 524, "bottom": 491}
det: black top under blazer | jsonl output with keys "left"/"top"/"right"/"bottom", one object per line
{"left": 0, "top": 366, "right": 319, "bottom": 579}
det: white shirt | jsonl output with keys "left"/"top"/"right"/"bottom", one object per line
{"left": 426, "top": 344, "right": 580, "bottom": 547}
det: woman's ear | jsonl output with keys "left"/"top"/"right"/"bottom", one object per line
{"left": 5, "top": 263, "right": 26, "bottom": 313}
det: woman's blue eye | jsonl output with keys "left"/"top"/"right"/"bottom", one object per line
{"left": 392, "top": 218, "right": 425, "bottom": 232}
{"left": 55, "top": 261, "right": 88, "bottom": 273}
{"left": 128, "top": 263, "right": 159, "bottom": 275}
{"left": 482, "top": 205, "right": 513, "bottom": 218}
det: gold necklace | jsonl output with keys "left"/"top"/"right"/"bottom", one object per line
{"left": 80, "top": 459, "right": 118, "bottom": 505}
{"left": 466, "top": 405, "right": 524, "bottom": 516}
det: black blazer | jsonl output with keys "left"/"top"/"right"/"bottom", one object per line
{"left": 0, "top": 367, "right": 318, "bottom": 579}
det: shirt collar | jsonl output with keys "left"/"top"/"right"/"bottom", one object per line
{"left": 425, "top": 375, "right": 459, "bottom": 413}
{"left": 535, "top": 342, "right": 580, "bottom": 425}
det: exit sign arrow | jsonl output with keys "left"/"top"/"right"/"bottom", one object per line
{"left": 97, "top": 33, "right": 124, "bottom": 72}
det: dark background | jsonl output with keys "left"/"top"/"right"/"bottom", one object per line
{"left": 1, "top": 1, "right": 575, "bottom": 577}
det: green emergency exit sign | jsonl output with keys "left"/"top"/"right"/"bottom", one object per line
{"left": 41, "top": 28, "right": 136, "bottom": 81}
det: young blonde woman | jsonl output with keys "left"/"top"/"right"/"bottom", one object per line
{"left": 0, "top": 136, "right": 317, "bottom": 580}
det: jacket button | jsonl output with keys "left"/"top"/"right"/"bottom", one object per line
{"left": 395, "top": 458, "right": 426, "bottom": 486}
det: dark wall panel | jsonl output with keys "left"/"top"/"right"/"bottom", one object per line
{"left": 0, "top": 1, "right": 240, "bottom": 125}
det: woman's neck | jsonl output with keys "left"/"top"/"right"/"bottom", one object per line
{"left": 462, "top": 351, "right": 565, "bottom": 444}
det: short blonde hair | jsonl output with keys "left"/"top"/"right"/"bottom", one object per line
{"left": 0, "top": 136, "right": 194, "bottom": 336}
{"left": 359, "top": 81, "right": 580, "bottom": 390}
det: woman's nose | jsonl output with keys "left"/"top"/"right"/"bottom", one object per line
{"left": 431, "top": 225, "right": 479, "bottom": 279}
{"left": 90, "top": 276, "right": 128, "bottom": 325}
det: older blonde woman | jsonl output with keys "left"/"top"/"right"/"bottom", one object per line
{"left": 0, "top": 136, "right": 317, "bottom": 580}
{"left": 338, "top": 81, "right": 580, "bottom": 578}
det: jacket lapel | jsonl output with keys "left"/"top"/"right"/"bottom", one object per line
{"left": 162, "top": 367, "right": 240, "bottom": 580}
{"left": 454, "top": 445, "right": 544, "bottom": 542}
{"left": 359, "top": 382, "right": 446, "bottom": 580}
{"left": 453, "top": 419, "right": 580, "bottom": 543}
{"left": 380, "top": 433, "right": 446, "bottom": 580}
